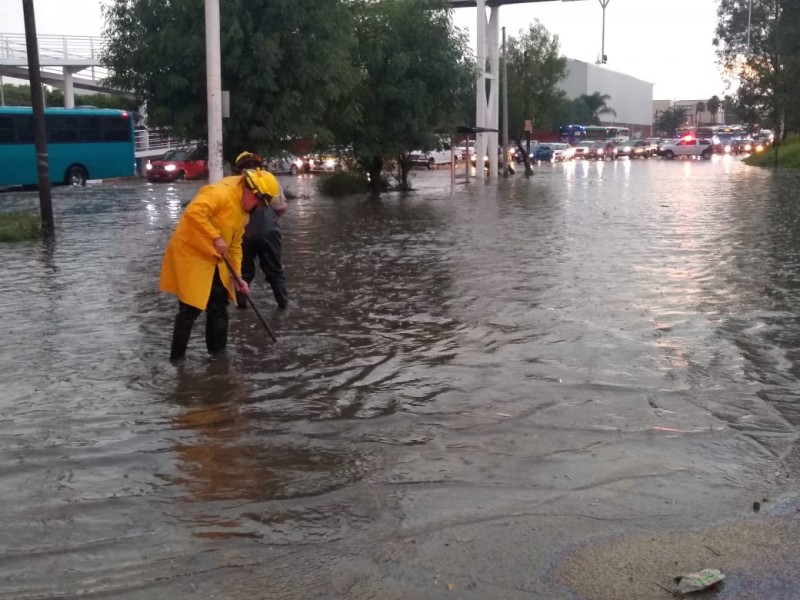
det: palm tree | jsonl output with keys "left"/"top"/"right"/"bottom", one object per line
{"left": 695, "top": 101, "right": 706, "bottom": 126}
{"left": 578, "top": 92, "right": 617, "bottom": 125}
{"left": 707, "top": 95, "right": 721, "bottom": 125}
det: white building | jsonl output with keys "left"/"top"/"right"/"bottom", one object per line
{"left": 559, "top": 59, "right": 654, "bottom": 137}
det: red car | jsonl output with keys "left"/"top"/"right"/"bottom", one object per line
{"left": 146, "top": 145, "right": 208, "bottom": 182}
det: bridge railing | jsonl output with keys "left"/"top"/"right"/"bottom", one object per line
{"left": 134, "top": 129, "right": 183, "bottom": 155}
{"left": 0, "top": 33, "right": 108, "bottom": 82}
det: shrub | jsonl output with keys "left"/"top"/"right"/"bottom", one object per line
{"left": 318, "top": 171, "right": 372, "bottom": 196}
{"left": 0, "top": 211, "right": 41, "bottom": 242}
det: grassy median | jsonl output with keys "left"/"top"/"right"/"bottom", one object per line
{"left": 745, "top": 135, "right": 800, "bottom": 169}
{"left": 0, "top": 212, "right": 41, "bottom": 242}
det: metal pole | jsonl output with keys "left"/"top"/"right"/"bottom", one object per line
{"left": 205, "top": 0, "right": 223, "bottom": 182}
{"left": 502, "top": 26, "right": 509, "bottom": 177}
{"left": 746, "top": 0, "right": 753, "bottom": 51}
{"left": 0, "top": 75, "right": 4, "bottom": 106}
{"left": 599, "top": 0, "right": 610, "bottom": 63}
{"left": 22, "top": 0, "right": 55, "bottom": 239}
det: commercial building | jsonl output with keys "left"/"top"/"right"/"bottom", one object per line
{"left": 559, "top": 59, "right": 654, "bottom": 138}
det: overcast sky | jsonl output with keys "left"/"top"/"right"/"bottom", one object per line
{"left": 2, "top": 0, "right": 728, "bottom": 101}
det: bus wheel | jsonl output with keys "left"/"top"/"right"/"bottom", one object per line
{"left": 176, "top": 171, "right": 186, "bottom": 181}
{"left": 66, "top": 165, "right": 88, "bottom": 186}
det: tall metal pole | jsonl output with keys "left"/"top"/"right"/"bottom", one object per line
{"left": 501, "top": 26, "right": 509, "bottom": 177}
{"left": 746, "top": 0, "right": 753, "bottom": 51}
{"left": 22, "top": 0, "right": 55, "bottom": 239}
{"left": 205, "top": 0, "right": 223, "bottom": 182}
{"left": 599, "top": 0, "right": 610, "bottom": 63}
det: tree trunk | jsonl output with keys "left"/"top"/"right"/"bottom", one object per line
{"left": 398, "top": 154, "right": 413, "bottom": 191}
{"left": 515, "top": 137, "right": 533, "bottom": 176}
{"left": 367, "top": 155, "right": 384, "bottom": 193}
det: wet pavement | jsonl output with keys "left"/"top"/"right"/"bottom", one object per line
{"left": 2, "top": 157, "right": 800, "bottom": 599}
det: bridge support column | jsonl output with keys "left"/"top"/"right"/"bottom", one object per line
{"left": 62, "top": 67, "right": 75, "bottom": 108}
{"left": 475, "top": 0, "right": 500, "bottom": 180}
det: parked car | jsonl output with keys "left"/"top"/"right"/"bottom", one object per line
{"left": 146, "top": 145, "right": 208, "bottom": 182}
{"left": 659, "top": 138, "right": 713, "bottom": 159}
{"left": 409, "top": 140, "right": 455, "bottom": 169}
{"left": 617, "top": 139, "right": 652, "bottom": 159}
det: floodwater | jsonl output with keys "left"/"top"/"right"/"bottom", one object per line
{"left": 1, "top": 157, "right": 800, "bottom": 599}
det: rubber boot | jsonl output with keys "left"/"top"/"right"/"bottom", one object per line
{"left": 170, "top": 315, "right": 195, "bottom": 362}
{"left": 271, "top": 281, "right": 289, "bottom": 309}
{"left": 205, "top": 309, "right": 229, "bottom": 355}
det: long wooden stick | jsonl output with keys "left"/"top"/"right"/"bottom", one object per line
{"left": 220, "top": 254, "right": 278, "bottom": 343}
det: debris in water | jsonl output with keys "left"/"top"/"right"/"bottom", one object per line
{"left": 673, "top": 568, "right": 725, "bottom": 595}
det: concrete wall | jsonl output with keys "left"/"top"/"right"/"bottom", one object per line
{"left": 559, "top": 59, "right": 654, "bottom": 136}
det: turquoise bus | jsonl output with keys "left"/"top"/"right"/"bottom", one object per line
{"left": 0, "top": 106, "right": 135, "bottom": 188}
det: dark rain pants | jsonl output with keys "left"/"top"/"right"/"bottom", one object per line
{"left": 238, "top": 232, "right": 288, "bottom": 309}
{"left": 169, "top": 266, "right": 229, "bottom": 361}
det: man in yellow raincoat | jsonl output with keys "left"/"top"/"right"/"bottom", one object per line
{"left": 159, "top": 169, "right": 281, "bottom": 361}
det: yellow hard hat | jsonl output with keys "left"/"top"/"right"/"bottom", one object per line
{"left": 234, "top": 151, "right": 263, "bottom": 172}
{"left": 243, "top": 169, "right": 280, "bottom": 201}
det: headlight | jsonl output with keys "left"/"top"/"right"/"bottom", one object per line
{"left": 744, "top": 144, "right": 752, "bottom": 151}
{"left": 623, "top": 146, "right": 631, "bottom": 152}
{"left": 294, "top": 159, "right": 303, "bottom": 167}
{"left": 724, "top": 145, "right": 731, "bottom": 153}
{"left": 145, "top": 163, "right": 152, "bottom": 170}
{"left": 325, "top": 158, "right": 335, "bottom": 168}
{"left": 165, "top": 164, "right": 177, "bottom": 171}
{"left": 756, "top": 144, "right": 764, "bottom": 152}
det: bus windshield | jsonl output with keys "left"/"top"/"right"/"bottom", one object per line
{"left": 0, "top": 107, "right": 135, "bottom": 188}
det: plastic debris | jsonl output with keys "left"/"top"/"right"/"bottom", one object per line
{"left": 674, "top": 568, "right": 725, "bottom": 595}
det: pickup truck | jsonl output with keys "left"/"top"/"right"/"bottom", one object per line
{"left": 659, "top": 139, "right": 713, "bottom": 160}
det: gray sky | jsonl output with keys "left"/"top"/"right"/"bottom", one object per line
{"left": 2, "top": 0, "right": 728, "bottom": 101}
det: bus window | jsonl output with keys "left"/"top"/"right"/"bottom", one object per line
{"left": 0, "top": 107, "right": 135, "bottom": 188}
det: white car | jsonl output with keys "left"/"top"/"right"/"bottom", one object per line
{"left": 550, "top": 143, "right": 575, "bottom": 161}
{"left": 659, "top": 138, "right": 713, "bottom": 160}
{"left": 455, "top": 140, "right": 476, "bottom": 161}
{"left": 409, "top": 141, "right": 455, "bottom": 169}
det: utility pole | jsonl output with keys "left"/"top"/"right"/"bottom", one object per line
{"left": 23, "top": 0, "right": 55, "bottom": 239}
{"left": 205, "top": 0, "right": 223, "bottom": 182}
{"left": 502, "top": 27, "right": 509, "bottom": 177}
{"left": 598, "top": 0, "right": 610, "bottom": 64}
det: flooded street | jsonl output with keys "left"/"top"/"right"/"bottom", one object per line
{"left": 2, "top": 158, "right": 800, "bottom": 598}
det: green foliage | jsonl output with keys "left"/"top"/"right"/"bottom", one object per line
{"left": 327, "top": 0, "right": 472, "bottom": 191}
{"left": 505, "top": 21, "right": 568, "bottom": 136}
{"left": 707, "top": 95, "right": 722, "bottom": 123}
{"left": 744, "top": 135, "right": 800, "bottom": 168}
{"left": 0, "top": 84, "right": 133, "bottom": 109}
{"left": 573, "top": 92, "right": 616, "bottom": 125}
{"left": 317, "top": 171, "right": 374, "bottom": 196}
{"left": 0, "top": 212, "right": 40, "bottom": 242}
{"left": 654, "top": 106, "right": 688, "bottom": 137}
{"left": 714, "top": 0, "right": 800, "bottom": 133}
{"left": 102, "top": 0, "right": 359, "bottom": 159}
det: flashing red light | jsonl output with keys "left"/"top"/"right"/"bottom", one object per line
{"left": 682, "top": 134, "right": 694, "bottom": 142}
{"left": 121, "top": 111, "right": 129, "bottom": 119}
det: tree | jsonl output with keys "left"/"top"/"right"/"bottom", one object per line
{"left": 714, "top": 0, "right": 800, "bottom": 135}
{"left": 101, "top": 0, "right": 359, "bottom": 159}
{"left": 695, "top": 101, "right": 706, "bottom": 126}
{"left": 707, "top": 94, "right": 722, "bottom": 124}
{"left": 654, "top": 106, "right": 688, "bottom": 137}
{"left": 330, "top": 0, "right": 472, "bottom": 191}
{"left": 505, "top": 21, "right": 568, "bottom": 173}
{"left": 577, "top": 92, "right": 617, "bottom": 124}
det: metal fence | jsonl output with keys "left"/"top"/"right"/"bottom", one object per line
{"left": 0, "top": 33, "right": 108, "bottom": 82}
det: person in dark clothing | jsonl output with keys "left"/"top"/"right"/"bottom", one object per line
{"left": 233, "top": 151, "right": 289, "bottom": 309}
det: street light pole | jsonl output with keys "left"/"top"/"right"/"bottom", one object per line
{"left": 746, "top": 0, "right": 753, "bottom": 51}
{"left": 598, "top": 0, "right": 610, "bottom": 63}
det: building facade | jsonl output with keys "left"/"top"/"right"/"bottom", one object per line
{"left": 559, "top": 59, "right": 654, "bottom": 138}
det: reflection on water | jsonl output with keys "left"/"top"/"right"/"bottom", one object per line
{"left": 1, "top": 162, "right": 800, "bottom": 597}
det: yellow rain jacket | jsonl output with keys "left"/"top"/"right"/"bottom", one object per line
{"left": 159, "top": 176, "right": 247, "bottom": 309}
